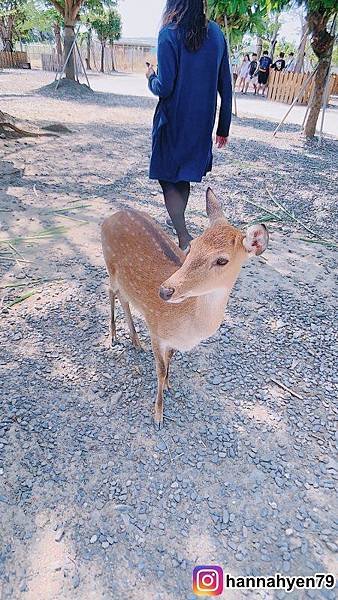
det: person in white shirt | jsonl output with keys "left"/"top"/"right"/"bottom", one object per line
{"left": 286, "top": 52, "right": 295, "bottom": 72}
{"left": 237, "top": 54, "right": 251, "bottom": 93}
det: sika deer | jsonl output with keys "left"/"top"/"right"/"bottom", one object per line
{"left": 101, "top": 188, "right": 269, "bottom": 428}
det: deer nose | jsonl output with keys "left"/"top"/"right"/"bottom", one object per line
{"left": 159, "top": 286, "right": 175, "bottom": 301}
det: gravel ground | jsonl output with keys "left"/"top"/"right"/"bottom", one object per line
{"left": 0, "top": 70, "right": 337, "bottom": 600}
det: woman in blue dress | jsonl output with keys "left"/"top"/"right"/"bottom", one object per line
{"left": 146, "top": 0, "right": 232, "bottom": 251}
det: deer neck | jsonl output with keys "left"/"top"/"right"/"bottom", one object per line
{"left": 160, "top": 287, "right": 232, "bottom": 353}
{"left": 194, "top": 287, "right": 231, "bottom": 322}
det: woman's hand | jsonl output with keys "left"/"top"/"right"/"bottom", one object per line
{"left": 146, "top": 64, "right": 155, "bottom": 80}
{"left": 215, "top": 135, "right": 229, "bottom": 148}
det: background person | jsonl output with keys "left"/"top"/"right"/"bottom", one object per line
{"left": 286, "top": 51, "right": 295, "bottom": 72}
{"left": 237, "top": 53, "right": 251, "bottom": 93}
{"left": 271, "top": 51, "right": 286, "bottom": 71}
{"left": 146, "top": 0, "right": 232, "bottom": 252}
{"left": 244, "top": 52, "right": 258, "bottom": 94}
{"left": 231, "top": 53, "right": 240, "bottom": 87}
{"left": 256, "top": 50, "right": 272, "bottom": 97}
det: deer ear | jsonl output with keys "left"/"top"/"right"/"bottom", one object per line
{"left": 206, "top": 187, "right": 224, "bottom": 223}
{"left": 243, "top": 224, "right": 269, "bottom": 256}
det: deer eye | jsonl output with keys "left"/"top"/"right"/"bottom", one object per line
{"left": 216, "top": 257, "right": 229, "bottom": 266}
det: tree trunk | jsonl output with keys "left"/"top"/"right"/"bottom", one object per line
{"left": 86, "top": 28, "right": 92, "bottom": 70}
{"left": 295, "top": 22, "right": 308, "bottom": 73}
{"left": 304, "top": 12, "right": 335, "bottom": 139}
{"left": 100, "top": 43, "right": 105, "bottom": 73}
{"left": 269, "top": 14, "right": 280, "bottom": 61}
{"left": 53, "top": 22, "right": 63, "bottom": 68}
{"left": 111, "top": 42, "right": 116, "bottom": 71}
{"left": 256, "top": 37, "right": 263, "bottom": 59}
{"left": 0, "top": 16, "right": 14, "bottom": 52}
{"left": 269, "top": 37, "right": 277, "bottom": 61}
{"left": 64, "top": 24, "right": 76, "bottom": 80}
{"left": 304, "top": 55, "right": 331, "bottom": 138}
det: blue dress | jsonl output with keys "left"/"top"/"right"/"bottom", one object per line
{"left": 148, "top": 21, "right": 232, "bottom": 184}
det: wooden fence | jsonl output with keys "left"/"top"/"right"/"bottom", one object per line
{"left": 41, "top": 53, "right": 62, "bottom": 72}
{"left": 268, "top": 70, "right": 338, "bottom": 105}
{"left": 112, "top": 43, "right": 156, "bottom": 73}
{"left": 0, "top": 51, "right": 29, "bottom": 68}
{"left": 25, "top": 41, "right": 156, "bottom": 74}
{"left": 331, "top": 73, "right": 338, "bottom": 96}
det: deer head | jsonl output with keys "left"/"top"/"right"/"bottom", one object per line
{"left": 159, "top": 188, "right": 269, "bottom": 304}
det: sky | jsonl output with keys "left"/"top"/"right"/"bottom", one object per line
{"left": 118, "top": 1, "right": 304, "bottom": 44}
{"left": 119, "top": 0, "right": 163, "bottom": 38}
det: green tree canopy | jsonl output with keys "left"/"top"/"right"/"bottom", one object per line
{"left": 91, "top": 7, "right": 121, "bottom": 44}
{"left": 208, "top": 0, "right": 268, "bottom": 44}
{"left": 91, "top": 7, "right": 121, "bottom": 72}
{"left": 0, "top": 1, "right": 27, "bottom": 49}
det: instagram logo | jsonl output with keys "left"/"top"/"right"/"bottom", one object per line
{"left": 193, "top": 565, "right": 223, "bottom": 596}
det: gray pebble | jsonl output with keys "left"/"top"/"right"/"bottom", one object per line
{"left": 55, "top": 529, "right": 64, "bottom": 542}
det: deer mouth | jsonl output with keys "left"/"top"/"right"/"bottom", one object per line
{"left": 159, "top": 284, "right": 187, "bottom": 304}
{"left": 165, "top": 294, "right": 187, "bottom": 304}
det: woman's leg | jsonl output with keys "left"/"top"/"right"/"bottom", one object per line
{"left": 159, "top": 180, "right": 192, "bottom": 250}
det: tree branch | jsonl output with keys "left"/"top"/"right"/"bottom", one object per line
{"left": 49, "top": 0, "right": 65, "bottom": 16}
{"left": 73, "top": 0, "right": 85, "bottom": 10}
{"left": 71, "top": 0, "right": 85, "bottom": 21}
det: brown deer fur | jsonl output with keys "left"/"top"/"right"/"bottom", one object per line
{"left": 101, "top": 188, "right": 269, "bottom": 428}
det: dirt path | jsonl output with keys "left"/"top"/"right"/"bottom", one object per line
{"left": 0, "top": 70, "right": 337, "bottom": 600}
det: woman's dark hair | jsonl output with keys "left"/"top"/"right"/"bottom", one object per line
{"left": 244, "top": 53, "right": 250, "bottom": 61}
{"left": 162, "top": 0, "right": 208, "bottom": 52}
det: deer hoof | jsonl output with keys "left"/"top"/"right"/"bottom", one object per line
{"left": 154, "top": 408, "right": 164, "bottom": 430}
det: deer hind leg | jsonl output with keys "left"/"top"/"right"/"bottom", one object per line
{"left": 109, "top": 288, "right": 117, "bottom": 345}
{"left": 164, "top": 349, "right": 174, "bottom": 391}
{"left": 117, "top": 292, "right": 142, "bottom": 349}
{"left": 152, "top": 338, "right": 172, "bottom": 428}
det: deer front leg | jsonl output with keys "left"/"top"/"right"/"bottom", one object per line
{"left": 164, "top": 349, "right": 174, "bottom": 390}
{"left": 117, "top": 292, "right": 142, "bottom": 349}
{"left": 151, "top": 338, "right": 170, "bottom": 429}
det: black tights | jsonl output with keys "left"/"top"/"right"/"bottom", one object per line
{"left": 159, "top": 180, "right": 192, "bottom": 249}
